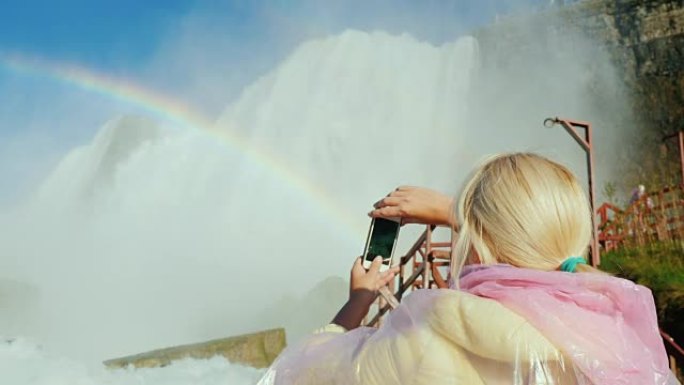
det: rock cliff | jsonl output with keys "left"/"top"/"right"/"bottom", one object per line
{"left": 475, "top": 0, "right": 683, "bottom": 135}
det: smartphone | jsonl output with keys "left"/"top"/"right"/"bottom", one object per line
{"left": 363, "top": 217, "right": 400, "bottom": 272}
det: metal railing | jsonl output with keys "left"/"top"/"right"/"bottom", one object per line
{"left": 598, "top": 185, "right": 684, "bottom": 250}
{"left": 661, "top": 329, "right": 684, "bottom": 378}
{"left": 365, "top": 225, "right": 450, "bottom": 327}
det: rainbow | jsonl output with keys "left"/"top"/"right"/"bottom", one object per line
{"left": 0, "top": 52, "right": 367, "bottom": 240}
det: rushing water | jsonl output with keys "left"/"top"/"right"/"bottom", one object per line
{"left": 0, "top": 337, "right": 263, "bottom": 385}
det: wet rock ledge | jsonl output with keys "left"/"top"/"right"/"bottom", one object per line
{"left": 104, "top": 328, "right": 286, "bottom": 369}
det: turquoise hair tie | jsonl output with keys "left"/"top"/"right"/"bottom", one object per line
{"left": 560, "top": 256, "right": 587, "bottom": 273}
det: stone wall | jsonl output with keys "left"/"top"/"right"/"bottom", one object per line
{"left": 104, "top": 328, "right": 286, "bottom": 369}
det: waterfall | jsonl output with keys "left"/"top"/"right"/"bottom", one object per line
{"left": 0, "top": 30, "right": 478, "bottom": 364}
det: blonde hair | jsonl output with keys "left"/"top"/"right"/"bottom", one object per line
{"left": 451, "top": 153, "right": 597, "bottom": 280}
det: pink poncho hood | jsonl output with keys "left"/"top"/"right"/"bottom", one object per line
{"left": 459, "top": 264, "right": 671, "bottom": 384}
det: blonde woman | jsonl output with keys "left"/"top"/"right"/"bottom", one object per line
{"left": 258, "top": 153, "right": 678, "bottom": 385}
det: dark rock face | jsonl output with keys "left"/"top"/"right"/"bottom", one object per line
{"left": 475, "top": 0, "right": 684, "bottom": 136}
{"left": 606, "top": 0, "right": 684, "bottom": 135}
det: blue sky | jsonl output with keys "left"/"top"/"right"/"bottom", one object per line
{"left": 0, "top": 0, "right": 547, "bottom": 205}
{"left": 0, "top": 0, "right": 545, "bottom": 71}
{"left": 0, "top": 0, "right": 194, "bottom": 69}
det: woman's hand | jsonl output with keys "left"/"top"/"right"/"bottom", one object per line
{"left": 331, "top": 257, "right": 399, "bottom": 331}
{"left": 350, "top": 256, "right": 399, "bottom": 303}
{"left": 369, "top": 186, "right": 455, "bottom": 227}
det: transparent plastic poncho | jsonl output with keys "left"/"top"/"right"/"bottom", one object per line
{"left": 258, "top": 265, "right": 680, "bottom": 385}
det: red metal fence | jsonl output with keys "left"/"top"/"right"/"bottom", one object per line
{"left": 365, "top": 225, "right": 451, "bottom": 326}
{"left": 598, "top": 185, "right": 684, "bottom": 250}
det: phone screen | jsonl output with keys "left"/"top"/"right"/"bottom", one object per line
{"left": 364, "top": 218, "right": 400, "bottom": 264}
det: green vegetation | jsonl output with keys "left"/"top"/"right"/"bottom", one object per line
{"left": 601, "top": 242, "right": 684, "bottom": 345}
{"left": 601, "top": 181, "right": 620, "bottom": 206}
